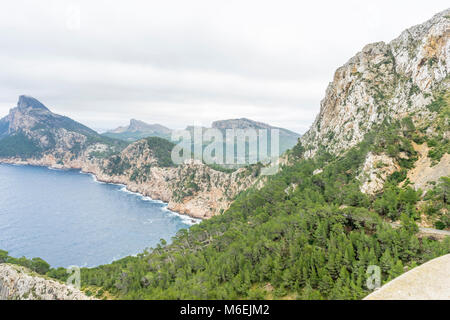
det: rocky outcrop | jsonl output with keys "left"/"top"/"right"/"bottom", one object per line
{"left": 364, "top": 254, "right": 450, "bottom": 300}
{"left": 0, "top": 97, "right": 260, "bottom": 219}
{"left": 1, "top": 95, "right": 101, "bottom": 149}
{"left": 110, "top": 119, "right": 172, "bottom": 134}
{"left": 301, "top": 10, "right": 449, "bottom": 158}
{"left": 0, "top": 264, "right": 92, "bottom": 300}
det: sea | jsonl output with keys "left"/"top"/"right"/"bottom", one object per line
{"left": 0, "top": 163, "right": 199, "bottom": 268}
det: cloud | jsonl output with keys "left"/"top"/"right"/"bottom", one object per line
{"left": 0, "top": 0, "right": 448, "bottom": 133}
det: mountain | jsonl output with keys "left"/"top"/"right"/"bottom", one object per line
{"left": 0, "top": 95, "right": 125, "bottom": 158}
{"left": 0, "top": 264, "right": 93, "bottom": 300}
{"left": 212, "top": 117, "right": 301, "bottom": 153}
{"left": 103, "top": 119, "right": 172, "bottom": 142}
{"left": 297, "top": 9, "right": 449, "bottom": 197}
{"left": 36, "top": 10, "right": 447, "bottom": 300}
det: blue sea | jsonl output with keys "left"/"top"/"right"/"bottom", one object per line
{"left": 0, "top": 163, "right": 199, "bottom": 268}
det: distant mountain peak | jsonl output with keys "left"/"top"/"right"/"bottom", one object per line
{"left": 128, "top": 119, "right": 153, "bottom": 131}
{"left": 17, "top": 95, "right": 49, "bottom": 112}
{"left": 211, "top": 118, "right": 300, "bottom": 137}
{"left": 104, "top": 119, "right": 172, "bottom": 142}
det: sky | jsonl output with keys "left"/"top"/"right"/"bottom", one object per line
{"left": 0, "top": 1, "right": 448, "bottom": 133}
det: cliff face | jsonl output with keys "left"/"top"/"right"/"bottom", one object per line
{"left": 0, "top": 95, "right": 124, "bottom": 159}
{"left": 301, "top": 10, "right": 449, "bottom": 157}
{"left": 0, "top": 264, "right": 92, "bottom": 300}
{"left": 298, "top": 10, "right": 449, "bottom": 195}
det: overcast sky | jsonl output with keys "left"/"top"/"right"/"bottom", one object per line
{"left": 0, "top": 1, "right": 448, "bottom": 133}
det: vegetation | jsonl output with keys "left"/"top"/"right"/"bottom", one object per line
{"left": 0, "top": 250, "right": 50, "bottom": 275}
{"left": 11, "top": 122, "right": 445, "bottom": 300}
{"left": 206, "top": 163, "right": 238, "bottom": 174}
{"left": 423, "top": 177, "right": 450, "bottom": 230}
{"left": 0, "top": 132, "right": 42, "bottom": 158}
{"left": 424, "top": 89, "right": 450, "bottom": 164}
{"left": 144, "top": 137, "right": 175, "bottom": 167}
{"left": 102, "top": 131, "right": 171, "bottom": 143}
{"left": 1, "top": 99, "right": 448, "bottom": 299}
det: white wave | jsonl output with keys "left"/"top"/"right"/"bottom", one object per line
{"left": 78, "top": 171, "right": 107, "bottom": 184}
{"left": 162, "top": 206, "right": 201, "bottom": 226}
{"left": 79, "top": 170, "right": 202, "bottom": 226}
{"left": 47, "top": 166, "right": 67, "bottom": 171}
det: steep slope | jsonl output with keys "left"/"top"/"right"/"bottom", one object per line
{"left": 103, "top": 119, "right": 172, "bottom": 142}
{"left": 212, "top": 118, "right": 301, "bottom": 156}
{"left": 364, "top": 254, "right": 450, "bottom": 300}
{"left": 3, "top": 10, "right": 449, "bottom": 300}
{"left": 0, "top": 264, "right": 92, "bottom": 300}
{"left": 184, "top": 118, "right": 301, "bottom": 166}
{"left": 92, "top": 136, "right": 260, "bottom": 218}
{"left": 296, "top": 10, "right": 449, "bottom": 197}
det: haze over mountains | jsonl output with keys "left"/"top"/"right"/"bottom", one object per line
{"left": 0, "top": 9, "right": 448, "bottom": 301}
{"left": 102, "top": 117, "right": 301, "bottom": 157}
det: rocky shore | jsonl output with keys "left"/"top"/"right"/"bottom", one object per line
{"left": 0, "top": 264, "right": 93, "bottom": 300}
{"left": 0, "top": 152, "right": 258, "bottom": 219}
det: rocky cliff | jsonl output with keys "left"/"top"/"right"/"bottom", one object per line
{"left": 0, "top": 99, "right": 260, "bottom": 219}
{"left": 364, "top": 254, "right": 450, "bottom": 300}
{"left": 0, "top": 264, "right": 92, "bottom": 300}
{"left": 298, "top": 10, "right": 449, "bottom": 195}
{"left": 301, "top": 10, "right": 449, "bottom": 157}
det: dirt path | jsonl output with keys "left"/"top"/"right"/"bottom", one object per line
{"left": 390, "top": 222, "right": 450, "bottom": 239}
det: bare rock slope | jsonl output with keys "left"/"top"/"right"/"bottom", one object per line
{"left": 0, "top": 264, "right": 92, "bottom": 300}
{"left": 301, "top": 10, "right": 449, "bottom": 157}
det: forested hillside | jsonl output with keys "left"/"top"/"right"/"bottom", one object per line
{"left": 44, "top": 118, "right": 449, "bottom": 299}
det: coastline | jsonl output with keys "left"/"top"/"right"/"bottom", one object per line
{"left": 80, "top": 170, "right": 202, "bottom": 226}
{"left": 0, "top": 159, "right": 204, "bottom": 223}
